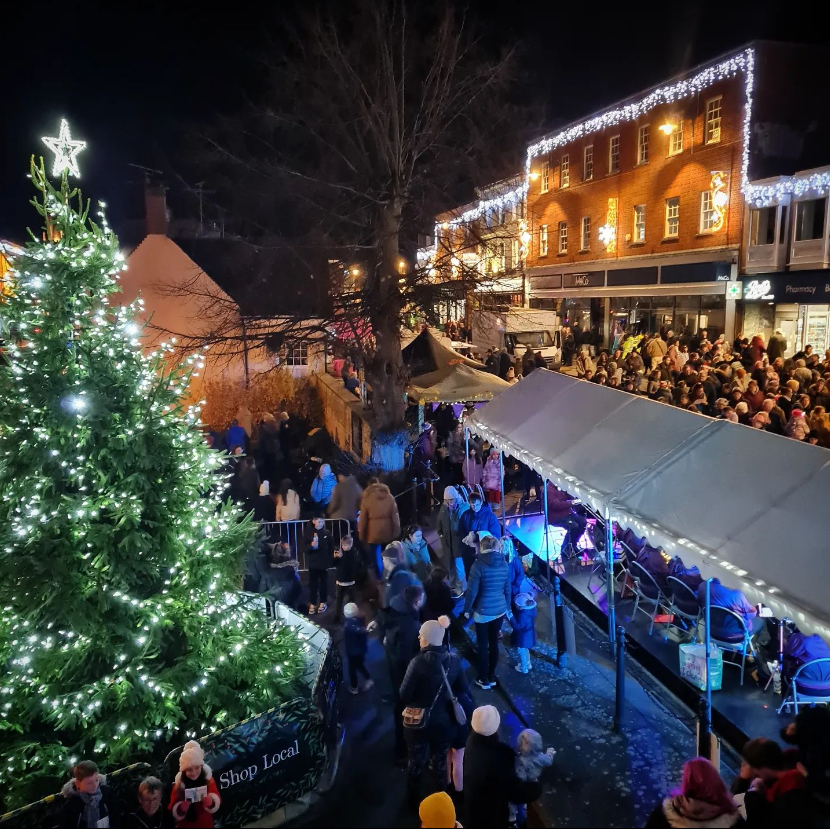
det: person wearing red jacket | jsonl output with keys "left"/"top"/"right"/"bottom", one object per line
{"left": 169, "top": 741, "right": 221, "bottom": 828}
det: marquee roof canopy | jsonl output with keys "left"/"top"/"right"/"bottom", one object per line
{"left": 467, "top": 369, "right": 830, "bottom": 637}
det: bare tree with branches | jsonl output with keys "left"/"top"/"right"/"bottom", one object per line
{"left": 170, "top": 0, "right": 536, "bottom": 448}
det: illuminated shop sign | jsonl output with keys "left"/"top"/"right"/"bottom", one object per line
{"left": 745, "top": 279, "right": 773, "bottom": 300}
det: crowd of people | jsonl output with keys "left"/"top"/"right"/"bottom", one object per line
{"left": 565, "top": 330, "right": 830, "bottom": 446}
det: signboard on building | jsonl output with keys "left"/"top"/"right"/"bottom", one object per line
{"left": 742, "top": 271, "right": 830, "bottom": 303}
{"left": 562, "top": 271, "right": 605, "bottom": 288}
{"left": 660, "top": 261, "right": 732, "bottom": 284}
{"left": 726, "top": 281, "right": 743, "bottom": 299}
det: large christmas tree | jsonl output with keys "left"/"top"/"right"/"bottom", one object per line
{"left": 0, "top": 123, "right": 307, "bottom": 807}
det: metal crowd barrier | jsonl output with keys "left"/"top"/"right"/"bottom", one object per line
{"left": 260, "top": 519, "right": 351, "bottom": 571}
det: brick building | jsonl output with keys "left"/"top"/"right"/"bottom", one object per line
{"left": 523, "top": 42, "right": 830, "bottom": 347}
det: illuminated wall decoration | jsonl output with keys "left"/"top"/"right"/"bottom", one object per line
{"left": 598, "top": 198, "right": 618, "bottom": 253}
{"left": 709, "top": 171, "right": 729, "bottom": 231}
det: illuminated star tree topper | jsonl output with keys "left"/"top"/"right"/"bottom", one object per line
{"left": 41, "top": 118, "right": 87, "bottom": 178}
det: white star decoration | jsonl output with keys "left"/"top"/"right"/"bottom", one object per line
{"left": 42, "top": 119, "right": 86, "bottom": 178}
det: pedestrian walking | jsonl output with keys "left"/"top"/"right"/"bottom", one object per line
{"left": 400, "top": 616, "right": 466, "bottom": 803}
{"left": 511, "top": 592, "right": 537, "bottom": 675}
{"left": 464, "top": 706, "right": 542, "bottom": 829}
{"left": 343, "top": 603, "right": 373, "bottom": 694}
{"left": 463, "top": 535, "right": 511, "bottom": 690}
{"left": 509, "top": 729, "right": 555, "bottom": 826}
{"left": 359, "top": 477, "right": 401, "bottom": 576}
{"left": 334, "top": 535, "right": 360, "bottom": 622}
{"left": 436, "top": 486, "right": 469, "bottom": 597}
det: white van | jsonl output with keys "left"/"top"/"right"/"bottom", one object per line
{"left": 472, "top": 309, "right": 562, "bottom": 367}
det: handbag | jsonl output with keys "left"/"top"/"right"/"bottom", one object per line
{"left": 402, "top": 679, "right": 444, "bottom": 731}
{"left": 440, "top": 662, "right": 467, "bottom": 727}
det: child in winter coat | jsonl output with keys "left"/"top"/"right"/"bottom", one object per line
{"left": 511, "top": 592, "right": 537, "bottom": 674}
{"left": 509, "top": 729, "right": 555, "bottom": 826}
{"left": 343, "top": 602, "right": 374, "bottom": 694}
{"left": 60, "top": 760, "right": 116, "bottom": 828}
{"left": 334, "top": 535, "right": 360, "bottom": 622}
{"left": 482, "top": 453, "right": 502, "bottom": 505}
{"left": 169, "top": 741, "right": 221, "bottom": 828}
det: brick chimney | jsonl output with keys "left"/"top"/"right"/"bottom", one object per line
{"left": 144, "top": 182, "right": 169, "bottom": 236}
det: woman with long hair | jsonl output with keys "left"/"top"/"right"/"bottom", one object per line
{"left": 275, "top": 477, "right": 301, "bottom": 521}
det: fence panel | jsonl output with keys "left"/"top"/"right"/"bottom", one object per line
{"left": 260, "top": 519, "right": 351, "bottom": 571}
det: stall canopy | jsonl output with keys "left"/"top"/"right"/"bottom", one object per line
{"left": 403, "top": 328, "right": 510, "bottom": 403}
{"left": 467, "top": 369, "right": 830, "bottom": 638}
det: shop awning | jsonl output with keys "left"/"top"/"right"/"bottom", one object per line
{"left": 404, "top": 328, "right": 510, "bottom": 403}
{"left": 467, "top": 369, "right": 830, "bottom": 637}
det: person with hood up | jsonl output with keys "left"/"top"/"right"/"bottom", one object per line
{"left": 374, "top": 584, "right": 425, "bottom": 764}
{"left": 457, "top": 492, "right": 501, "bottom": 580}
{"left": 464, "top": 535, "right": 512, "bottom": 689}
{"left": 511, "top": 592, "right": 538, "bottom": 674}
{"left": 328, "top": 473, "right": 363, "bottom": 523}
{"left": 359, "top": 477, "right": 402, "bottom": 576}
{"left": 784, "top": 409, "right": 810, "bottom": 441}
{"left": 311, "top": 463, "right": 337, "bottom": 508}
{"left": 645, "top": 757, "right": 741, "bottom": 828}
{"left": 400, "top": 616, "right": 467, "bottom": 802}
{"left": 464, "top": 706, "right": 542, "bottom": 829}
{"left": 60, "top": 760, "right": 117, "bottom": 829}
{"left": 419, "top": 792, "right": 462, "bottom": 828}
{"left": 436, "top": 485, "right": 469, "bottom": 598}
{"left": 168, "top": 741, "right": 221, "bottom": 828}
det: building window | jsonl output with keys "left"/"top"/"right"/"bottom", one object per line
{"left": 499, "top": 207, "right": 507, "bottom": 225}
{"left": 637, "top": 124, "right": 649, "bottom": 164}
{"left": 706, "top": 97, "right": 722, "bottom": 144}
{"left": 539, "top": 224, "right": 548, "bottom": 256}
{"left": 749, "top": 207, "right": 776, "bottom": 246}
{"left": 633, "top": 204, "right": 646, "bottom": 243}
{"left": 511, "top": 238, "right": 520, "bottom": 267}
{"left": 541, "top": 161, "right": 550, "bottom": 194}
{"left": 558, "top": 221, "right": 568, "bottom": 253}
{"left": 609, "top": 135, "right": 620, "bottom": 174}
{"left": 560, "top": 155, "right": 570, "bottom": 188}
{"left": 665, "top": 197, "right": 680, "bottom": 238}
{"left": 795, "top": 198, "right": 827, "bottom": 241}
{"left": 498, "top": 242, "right": 506, "bottom": 272}
{"left": 283, "top": 343, "right": 309, "bottom": 366}
{"left": 584, "top": 145, "right": 594, "bottom": 181}
{"left": 700, "top": 191, "right": 717, "bottom": 233}
{"left": 669, "top": 122, "right": 683, "bottom": 155}
{"left": 580, "top": 216, "right": 591, "bottom": 251}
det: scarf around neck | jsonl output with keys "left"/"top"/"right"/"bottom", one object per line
{"left": 79, "top": 786, "right": 103, "bottom": 827}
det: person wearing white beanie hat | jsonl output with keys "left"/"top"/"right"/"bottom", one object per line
{"left": 170, "top": 740, "right": 221, "bottom": 825}
{"left": 418, "top": 615, "right": 451, "bottom": 648}
{"left": 464, "top": 706, "right": 542, "bottom": 828}
{"left": 399, "top": 615, "right": 467, "bottom": 802}
{"left": 471, "top": 704, "right": 500, "bottom": 737}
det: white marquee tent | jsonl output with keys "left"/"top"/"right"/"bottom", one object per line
{"left": 467, "top": 369, "right": 830, "bottom": 638}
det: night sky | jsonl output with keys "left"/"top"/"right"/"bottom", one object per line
{"left": 2, "top": 0, "right": 827, "bottom": 242}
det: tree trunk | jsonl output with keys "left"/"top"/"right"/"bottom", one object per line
{"left": 365, "top": 198, "right": 408, "bottom": 437}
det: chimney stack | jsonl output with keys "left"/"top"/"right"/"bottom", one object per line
{"left": 145, "top": 182, "right": 169, "bottom": 236}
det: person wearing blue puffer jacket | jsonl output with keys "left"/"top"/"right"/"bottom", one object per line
{"left": 311, "top": 463, "right": 337, "bottom": 508}
{"left": 463, "top": 534, "right": 511, "bottom": 690}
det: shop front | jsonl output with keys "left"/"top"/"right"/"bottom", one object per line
{"left": 527, "top": 258, "right": 736, "bottom": 348}
{"left": 737, "top": 270, "right": 830, "bottom": 357}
